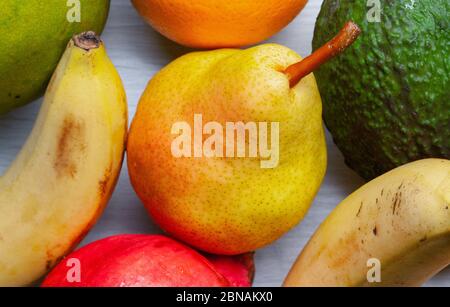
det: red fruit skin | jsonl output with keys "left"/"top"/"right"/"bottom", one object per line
{"left": 205, "top": 253, "right": 255, "bottom": 287}
{"left": 41, "top": 235, "right": 229, "bottom": 287}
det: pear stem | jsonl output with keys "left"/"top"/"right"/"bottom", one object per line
{"left": 285, "top": 21, "right": 361, "bottom": 88}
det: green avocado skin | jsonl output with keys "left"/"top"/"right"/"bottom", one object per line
{"left": 0, "top": 0, "right": 110, "bottom": 115}
{"left": 313, "top": 0, "right": 450, "bottom": 180}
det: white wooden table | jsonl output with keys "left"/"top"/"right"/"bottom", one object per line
{"left": 1, "top": 0, "right": 448, "bottom": 287}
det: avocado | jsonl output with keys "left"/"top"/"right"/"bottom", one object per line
{"left": 0, "top": 0, "right": 110, "bottom": 115}
{"left": 313, "top": 0, "right": 449, "bottom": 180}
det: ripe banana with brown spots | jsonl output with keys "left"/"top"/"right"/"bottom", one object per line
{"left": 284, "top": 159, "right": 450, "bottom": 287}
{"left": 0, "top": 32, "right": 127, "bottom": 286}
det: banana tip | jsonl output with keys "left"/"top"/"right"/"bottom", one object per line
{"left": 73, "top": 31, "right": 101, "bottom": 51}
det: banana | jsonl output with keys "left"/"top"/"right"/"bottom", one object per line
{"left": 0, "top": 32, "right": 127, "bottom": 286}
{"left": 284, "top": 159, "right": 450, "bottom": 287}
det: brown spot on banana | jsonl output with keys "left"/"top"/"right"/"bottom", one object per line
{"left": 329, "top": 231, "right": 361, "bottom": 269}
{"left": 356, "top": 202, "right": 363, "bottom": 217}
{"left": 54, "top": 115, "right": 86, "bottom": 178}
{"left": 45, "top": 248, "right": 62, "bottom": 271}
{"left": 98, "top": 164, "right": 113, "bottom": 197}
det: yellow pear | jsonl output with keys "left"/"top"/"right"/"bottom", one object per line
{"left": 128, "top": 23, "right": 360, "bottom": 255}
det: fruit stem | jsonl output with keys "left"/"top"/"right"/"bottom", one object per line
{"left": 284, "top": 21, "right": 361, "bottom": 88}
{"left": 72, "top": 31, "right": 101, "bottom": 51}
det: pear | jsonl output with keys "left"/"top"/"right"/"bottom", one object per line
{"left": 128, "top": 22, "right": 361, "bottom": 255}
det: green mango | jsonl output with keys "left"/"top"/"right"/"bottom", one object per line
{"left": 0, "top": 0, "right": 110, "bottom": 114}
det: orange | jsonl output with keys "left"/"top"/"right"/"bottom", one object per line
{"left": 131, "top": 0, "right": 308, "bottom": 48}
